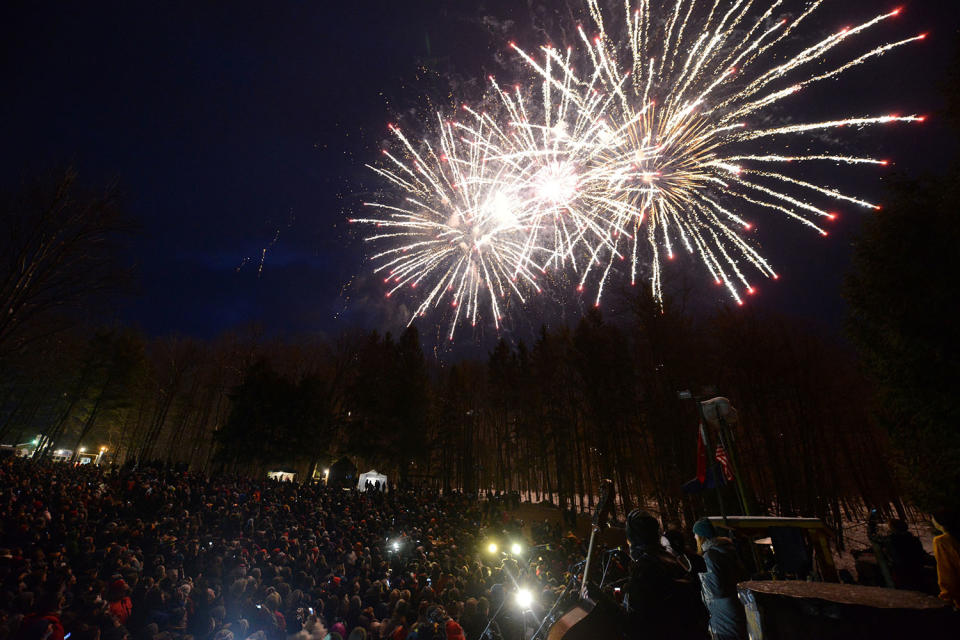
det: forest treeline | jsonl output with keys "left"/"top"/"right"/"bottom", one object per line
{"left": 0, "top": 286, "right": 906, "bottom": 541}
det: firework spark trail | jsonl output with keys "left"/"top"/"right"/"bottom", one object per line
{"left": 357, "top": 0, "right": 924, "bottom": 335}
{"left": 505, "top": 0, "right": 924, "bottom": 307}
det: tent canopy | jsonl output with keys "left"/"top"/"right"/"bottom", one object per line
{"left": 357, "top": 469, "right": 388, "bottom": 490}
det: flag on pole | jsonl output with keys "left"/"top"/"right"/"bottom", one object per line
{"left": 696, "top": 426, "right": 707, "bottom": 483}
{"left": 715, "top": 441, "right": 734, "bottom": 481}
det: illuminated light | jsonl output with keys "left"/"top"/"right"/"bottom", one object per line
{"left": 772, "top": 274, "right": 780, "bottom": 280}
{"left": 487, "top": 542, "right": 498, "bottom": 554}
{"left": 744, "top": 223, "right": 753, "bottom": 230}
{"left": 827, "top": 213, "right": 837, "bottom": 221}
{"left": 919, "top": 33, "right": 927, "bottom": 40}
{"left": 516, "top": 589, "right": 534, "bottom": 609}
{"left": 820, "top": 231, "right": 829, "bottom": 237}
{"left": 747, "top": 287, "right": 756, "bottom": 295}
{"left": 392, "top": 541, "right": 400, "bottom": 551}
{"left": 511, "top": 542, "right": 522, "bottom": 555}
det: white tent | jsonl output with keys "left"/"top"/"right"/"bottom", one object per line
{"left": 357, "top": 469, "right": 388, "bottom": 491}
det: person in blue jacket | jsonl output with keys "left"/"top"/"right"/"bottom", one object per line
{"left": 692, "top": 519, "right": 747, "bottom": 640}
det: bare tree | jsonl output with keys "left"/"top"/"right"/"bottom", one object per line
{"left": 0, "top": 168, "right": 133, "bottom": 360}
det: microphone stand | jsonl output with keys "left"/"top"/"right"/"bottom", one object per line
{"left": 599, "top": 548, "right": 624, "bottom": 589}
{"left": 480, "top": 593, "right": 508, "bottom": 640}
{"left": 530, "top": 571, "right": 578, "bottom": 640}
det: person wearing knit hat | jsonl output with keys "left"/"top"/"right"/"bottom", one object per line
{"left": 622, "top": 510, "right": 707, "bottom": 639}
{"left": 692, "top": 518, "right": 716, "bottom": 543}
{"left": 625, "top": 509, "right": 661, "bottom": 550}
{"left": 693, "top": 518, "right": 747, "bottom": 640}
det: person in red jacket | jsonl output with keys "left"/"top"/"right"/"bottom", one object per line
{"left": 443, "top": 602, "right": 466, "bottom": 640}
{"left": 106, "top": 580, "right": 133, "bottom": 626}
{"left": 16, "top": 592, "right": 66, "bottom": 640}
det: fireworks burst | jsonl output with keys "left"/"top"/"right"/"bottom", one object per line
{"left": 356, "top": 0, "right": 925, "bottom": 334}
{"left": 351, "top": 117, "right": 547, "bottom": 340}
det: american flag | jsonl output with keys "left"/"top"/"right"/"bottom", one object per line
{"left": 715, "top": 442, "right": 734, "bottom": 481}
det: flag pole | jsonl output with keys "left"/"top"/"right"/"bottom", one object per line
{"left": 697, "top": 406, "right": 728, "bottom": 521}
{"left": 716, "top": 425, "right": 751, "bottom": 516}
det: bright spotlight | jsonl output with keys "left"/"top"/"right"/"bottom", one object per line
{"left": 487, "top": 542, "right": 498, "bottom": 554}
{"left": 511, "top": 542, "right": 522, "bottom": 555}
{"left": 515, "top": 588, "right": 533, "bottom": 609}
{"left": 391, "top": 541, "right": 400, "bottom": 552}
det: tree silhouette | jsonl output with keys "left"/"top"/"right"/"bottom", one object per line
{"left": 0, "top": 169, "right": 133, "bottom": 361}
{"left": 845, "top": 170, "right": 960, "bottom": 514}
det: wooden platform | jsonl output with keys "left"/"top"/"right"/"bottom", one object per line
{"left": 738, "top": 580, "right": 955, "bottom": 639}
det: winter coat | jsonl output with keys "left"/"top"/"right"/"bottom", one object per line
{"left": 15, "top": 612, "right": 65, "bottom": 640}
{"left": 933, "top": 532, "right": 960, "bottom": 608}
{"left": 108, "top": 596, "right": 133, "bottom": 625}
{"left": 699, "top": 537, "right": 747, "bottom": 640}
{"left": 885, "top": 531, "right": 930, "bottom": 591}
{"left": 444, "top": 618, "right": 466, "bottom": 640}
{"left": 625, "top": 544, "right": 708, "bottom": 639}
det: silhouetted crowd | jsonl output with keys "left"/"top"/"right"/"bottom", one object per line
{"left": 0, "top": 458, "right": 586, "bottom": 640}
{"left": 3, "top": 457, "right": 957, "bottom": 640}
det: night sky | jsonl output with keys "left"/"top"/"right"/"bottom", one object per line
{"left": 2, "top": 1, "right": 958, "bottom": 350}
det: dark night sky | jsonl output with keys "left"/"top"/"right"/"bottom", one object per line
{"left": 2, "top": 1, "right": 958, "bottom": 349}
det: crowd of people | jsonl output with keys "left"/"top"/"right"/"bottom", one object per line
{"left": 1, "top": 456, "right": 957, "bottom": 640}
{"left": 0, "top": 457, "right": 595, "bottom": 640}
